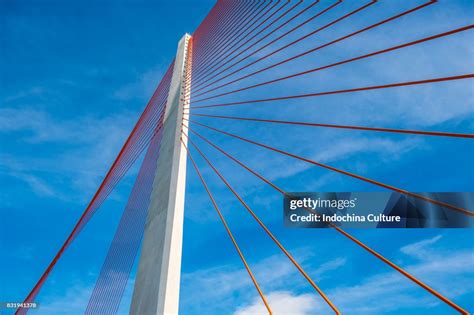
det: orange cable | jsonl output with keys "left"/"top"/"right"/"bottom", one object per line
{"left": 183, "top": 131, "right": 340, "bottom": 314}
{"left": 181, "top": 139, "right": 272, "bottom": 314}
{"left": 184, "top": 124, "right": 470, "bottom": 315}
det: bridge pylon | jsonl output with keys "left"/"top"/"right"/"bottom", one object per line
{"left": 130, "top": 33, "right": 192, "bottom": 315}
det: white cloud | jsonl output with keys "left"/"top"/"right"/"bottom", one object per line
{"left": 181, "top": 250, "right": 346, "bottom": 314}
{"left": 36, "top": 283, "right": 93, "bottom": 315}
{"left": 0, "top": 107, "right": 139, "bottom": 201}
{"left": 182, "top": 235, "right": 473, "bottom": 314}
{"left": 36, "top": 272, "right": 135, "bottom": 315}
{"left": 113, "top": 65, "right": 166, "bottom": 101}
{"left": 3, "top": 86, "right": 45, "bottom": 102}
{"left": 233, "top": 134, "right": 423, "bottom": 189}
{"left": 234, "top": 291, "right": 320, "bottom": 315}
{"left": 327, "top": 234, "right": 474, "bottom": 314}
{"left": 313, "top": 137, "right": 421, "bottom": 165}
{"left": 400, "top": 234, "right": 443, "bottom": 260}
{"left": 0, "top": 107, "right": 134, "bottom": 145}
{"left": 11, "top": 172, "right": 56, "bottom": 197}
{"left": 312, "top": 257, "right": 346, "bottom": 280}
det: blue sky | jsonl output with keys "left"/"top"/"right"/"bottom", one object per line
{"left": 1, "top": 0, "right": 474, "bottom": 314}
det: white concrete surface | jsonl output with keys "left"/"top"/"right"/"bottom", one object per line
{"left": 130, "top": 33, "right": 191, "bottom": 315}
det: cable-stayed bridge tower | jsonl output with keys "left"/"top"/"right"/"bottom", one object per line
{"left": 130, "top": 33, "right": 191, "bottom": 315}
{"left": 14, "top": 1, "right": 474, "bottom": 315}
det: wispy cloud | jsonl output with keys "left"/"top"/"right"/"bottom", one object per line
{"left": 311, "top": 257, "right": 346, "bottom": 280}
{"left": 0, "top": 107, "right": 134, "bottom": 144}
{"left": 11, "top": 172, "right": 55, "bottom": 197}
{"left": 35, "top": 272, "right": 135, "bottom": 315}
{"left": 0, "top": 107, "right": 138, "bottom": 201}
{"left": 181, "top": 248, "right": 346, "bottom": 314}
{"left": 226, "top": 135, "right": 422, "bottom": 188}
{"left": 183, "top": 235, "right": 473, "bottom": 314}
{"left": 35, "top": 284, "right": 93, "bottom": 315}
{"left": 235, "top": 291, "right": 321, "bottom": 315}
{"left": 3, "top": 86, "right": 46, "bottom": 102}
{"left": 399, "top": 234, "right": 443, "bottom": 260}
{"left": 327, "top": 234, "right": 473, "bottom": 314}
{"left": 112, "top": 64, "right": 167, "bottom": 101}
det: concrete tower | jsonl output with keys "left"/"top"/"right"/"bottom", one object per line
{"left": 130, "top": 33, "right": 191, "bottom": 315}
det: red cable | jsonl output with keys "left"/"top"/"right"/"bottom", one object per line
{"left": 191, "top": 0, "right": 319, "bottom": 87}
{"left": 190, "top": 113, "right": 474, "bottom": 139}
{"left": 191, "top": 74, "right": 474, "bottom": 109}
{"left": 77, "top": 88, "right": 170, "bottom": 231}
{"left": 193, "top": 0, "right": 262, "bottom": 74}
{"left": 192, "top": 0, "right": 242, "bottom": 65}
{"left": 193, "top": 0, "right": 282, "bottom": 81}
{"left": 184, "top": 125, "right": 470, "bottom": 315}
{"left": 194, "top": 0, "right": 306, "bottom": 81}
{"left": 87, "top": 127, "right": 164, "bottom": 314}
{"left": 186, "top": 119, "right": 474, "bottom": 217}
{"left": 202, "top": 0, "right": 277, "bottom": 71}
{"left": 193, "top": 0, "right": 344, "bottom": 90}
{"left": 192, "top": 0, "right": 435, "bottom": 96}
{"left": 16, "top": 62, "right": 174, "bottom": 313}
{"left": 181, "top": 139, "right": 272, "bottom": 315}
{"left": 193, "top": 25, "right": 474, "bottom": 102}
{"left": 184, "top": 132, "right": 341, "bottom": 314}
{"left": 193, "top": 1, "right": 243, "bottom": 69}
{"left": 192, "top": 0, "right": 222, "bottom": 41}
{"left": 202, "top": 0, "right": 291, "bottom": 81}
{"left": 193, "top": 1, "right": 262, "bottom": 74}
